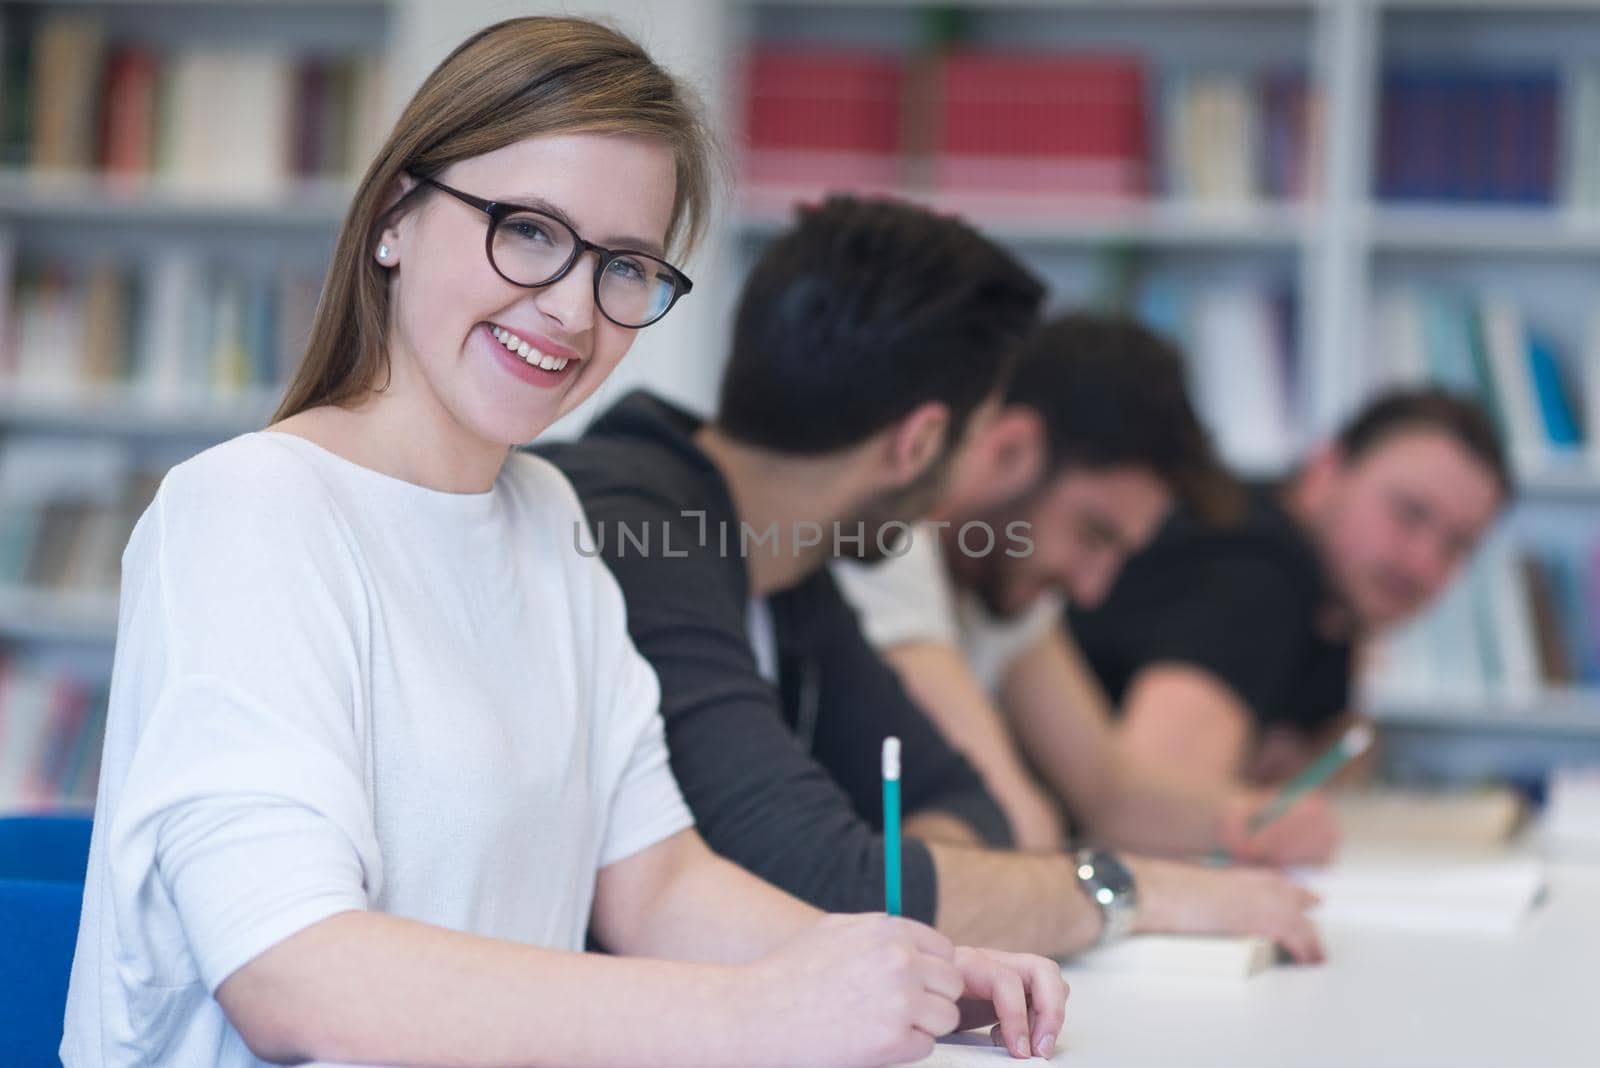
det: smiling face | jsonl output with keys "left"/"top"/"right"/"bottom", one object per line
{"left": 957, "top": 464, "right": 1172, "bottom": 617}
{"left": 379, "top": 133, "right": 678, "bottom": 448}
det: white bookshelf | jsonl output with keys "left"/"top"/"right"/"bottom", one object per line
{"left": 4, "top": 0, "right": 1600, "bottom": 791}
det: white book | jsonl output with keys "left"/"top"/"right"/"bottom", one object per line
{"left": 1584, "top": 305, "right": 1600, "bottom": 476}
{"left": 1542, "top": 767, "right": 1600, "bottom": 859}
{"left": 1482, "top": 538, "right": 1540, "bottom": 698}
{"left": 1065, "top": 933, "right": 1273, "bottom": 980}
{"left": 1479, "top": 297, "right": 1547, "bottom": 478}
{"left": 136, "top": 252, "right": 197, "bottom": 402}
{"left": 1296, "top": 853, "right": 1545, "bottom": 937}
{"left": 1423, "top": 566, "right": 1486, "bottom": 701}
{"left": 166, "top": 49, "right": 292, "bottom": 195}
{"left": 1193, "top": 285, "right": 1291, "bottom": 471}
{"left": 1375, "top": 289, "right": 1428, "bottom": 388}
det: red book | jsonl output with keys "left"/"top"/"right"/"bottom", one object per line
{"left": 98, "top": 46, "right": 160, "bottom": 175}
{"left": 934, "top": 51, "right": 1147, "bottom": 197}
{"left": 742, "top": 48, "right": 904, "bottom": 190}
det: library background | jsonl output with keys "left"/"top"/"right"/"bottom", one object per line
{"left": 3, "top": 0, "right": 1600, "bottom": 815}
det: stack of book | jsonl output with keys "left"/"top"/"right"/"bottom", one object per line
{"left": 0, "top": 241, "right": 320, "bottom": 406}
{"left": 1371, "top": 288, "right": 1597, "bottom": 481}
{"left": 0, "top": 655, "right": 107, "bottom": 813}
{"left": 1378, "top": 68, "right": 1559, "bottom": 206}
{"left": 6, "top": 13, "right": 386, "bottom": 191}
{"left": 739, "top": 45, "right": 1318, "bottom": 209}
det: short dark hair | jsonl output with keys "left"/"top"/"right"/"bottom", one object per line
{"left": 715, "top": 195, "right": 1045, "bottom": 454}
{"left": 1336, "top": 388, "right": 1514, "bottom": 498}
{"left": 1005, "top": 312, "right": 1243, "bottom": 524}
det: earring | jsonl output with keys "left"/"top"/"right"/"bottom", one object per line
{"left": 378, "top": 244, "right": 390, "bottom": 260}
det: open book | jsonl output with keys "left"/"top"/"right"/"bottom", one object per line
{"left": 1295, "top": 851, "right": 1545, "bottom": 936}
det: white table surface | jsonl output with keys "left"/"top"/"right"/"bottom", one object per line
{"left": 904, "top": 861, "right": 1600, "bottom": 1068}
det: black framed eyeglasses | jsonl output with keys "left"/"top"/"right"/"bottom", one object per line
{"left": 409, "top": 172, "right": 692, "bottom": 329}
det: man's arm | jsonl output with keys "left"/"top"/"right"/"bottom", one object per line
{"left": 1002, "top": 629, "right": 1339, "bottom": 865}
{"left": 887, "top": 642, "right": 1065, "bottom": 851}
{"left": 1118, "top": 662, "right": 1256, "bottom": 782}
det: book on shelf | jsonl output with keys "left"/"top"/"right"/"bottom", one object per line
{"left": 738, "top": 43, "right": 1314, "bottom": 212}
{"left": 0, "top": 240, "right": 319, "bottom": 407}
{"left": 931, "top": 51, "right": 1147, "bottom": 199}
{"left": 1135, "top": 274, "right": 1299, "bottom": 474}
{"left": 1159, "top": 69, "right": 1319, "bottom": 206}
{"left": 1379, "top": 68, "right": 1560, "bottom": 207}
{"left": 1562, "top": 66, "right": 1600, "bottom": 214}
{"left": 0, "top": 654, "right": 107, "bottom": 814}
{"left": 0, "top": 437, "right": 156, "bottom": 602}
{"left": 1372, "top": 287, "right": 1594, "bottom": 481}
{"left": 5, "top": 11, "right": 387, "bottom": 193}
{"left": 1367, "top": 532, "right": 1600, "bottom": 705}
{"left": 741, "top": 48, "right": 906, "bottom": 194}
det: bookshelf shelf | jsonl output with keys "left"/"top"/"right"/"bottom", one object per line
{"left": 0, "top": 389, "right": 280, "bottom": 439}
{"left": 739, "top": 193, "right": 1314, "bottom": 249}
{"left": 0, "top": 587, "right": 119, "bottom": 645}
{"left": 0, "top": 171, "right": 354, "bottom": 230}
{"left": 1368, "top": 206, "right": 1600, "bottom": 256}
{"left": 1519, "top": 466, "right": 1600, "bottom": 499}
{"left": 1369, "top": 688, "right": 1600, "bottom": 736}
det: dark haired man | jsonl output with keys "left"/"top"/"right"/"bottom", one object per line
{"left": 541, "top": 198, "right": 1324, "bottom": 965}
{"left": 1069, "top": 388, "right": 1510, "bottom": 787}
{"left": 836, "top": 314, "right": 1339, "bottom": 863}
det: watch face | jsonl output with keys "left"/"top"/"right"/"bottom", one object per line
{"left": 1081, "top": 849, "right": 1133, "bottom": 895}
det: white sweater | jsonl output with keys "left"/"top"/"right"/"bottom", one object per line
{"left": 62, "top": 432, "right": 691, "bottom": 1067}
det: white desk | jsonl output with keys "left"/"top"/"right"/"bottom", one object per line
{"left": 906, "top": 862, "right": 1600, "bottom": 1068}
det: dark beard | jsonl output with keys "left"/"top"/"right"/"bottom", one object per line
{"left": 845, "top": 450, "right": 956, "bottom": 563}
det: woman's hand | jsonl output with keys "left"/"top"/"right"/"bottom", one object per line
{"left": 952, "top": 945, "right": 1069, "bottom": 1059}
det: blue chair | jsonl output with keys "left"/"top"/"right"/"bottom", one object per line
{"left": 0, "top": 877, "right": 84, "bottom": 1067}
{"left": 0, "top": 814, "right": 93, "bottom": 883}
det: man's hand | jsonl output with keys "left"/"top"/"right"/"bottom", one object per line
{"left": 1220, "top": 789, "right": 1341, "bottom": 866}
{"left": 952, "top": 945, "right": 1068, "bottom": 1059}
{"left": 1127, "top": 855, "right": 1326, "bottom": 964}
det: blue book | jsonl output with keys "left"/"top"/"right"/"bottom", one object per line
{"left": 1527, "top": 334, "right": 1582, "bottom": 449}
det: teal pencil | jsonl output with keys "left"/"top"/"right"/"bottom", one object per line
{"left": 1211, "top": 722, "right": 1375, "bottom": 864}
{"left": 883, "top": 736, "right": 901, "bottom": 916}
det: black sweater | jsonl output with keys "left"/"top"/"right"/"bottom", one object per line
{"left": 537, "top": 391, "right": 1009, "bottom": 922}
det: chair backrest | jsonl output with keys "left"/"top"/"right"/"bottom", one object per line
{"left": 0, "top": 878, "right": 83, "bottom": 1068}
{"left": 0, "top": 814, "right": 93, "bottom": 883}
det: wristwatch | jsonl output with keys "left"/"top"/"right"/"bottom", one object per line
{"left": 1072, "top": 846, "right": 1138, "bottom": 946}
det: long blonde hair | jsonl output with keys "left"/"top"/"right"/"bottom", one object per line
{"left": 274, "top": 16, "right": 717, "bottom": 421}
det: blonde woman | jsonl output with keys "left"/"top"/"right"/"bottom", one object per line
{"left": 61, "top": 17, "right": 1065, "bottom": 1068}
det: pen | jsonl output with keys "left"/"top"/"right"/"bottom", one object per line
{"left": 883, "top": 736, "right": 901, "bottom": 916}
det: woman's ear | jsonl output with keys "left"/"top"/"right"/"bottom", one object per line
{"left": 374, "top": 173, "right": 418, "bottom": 268}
